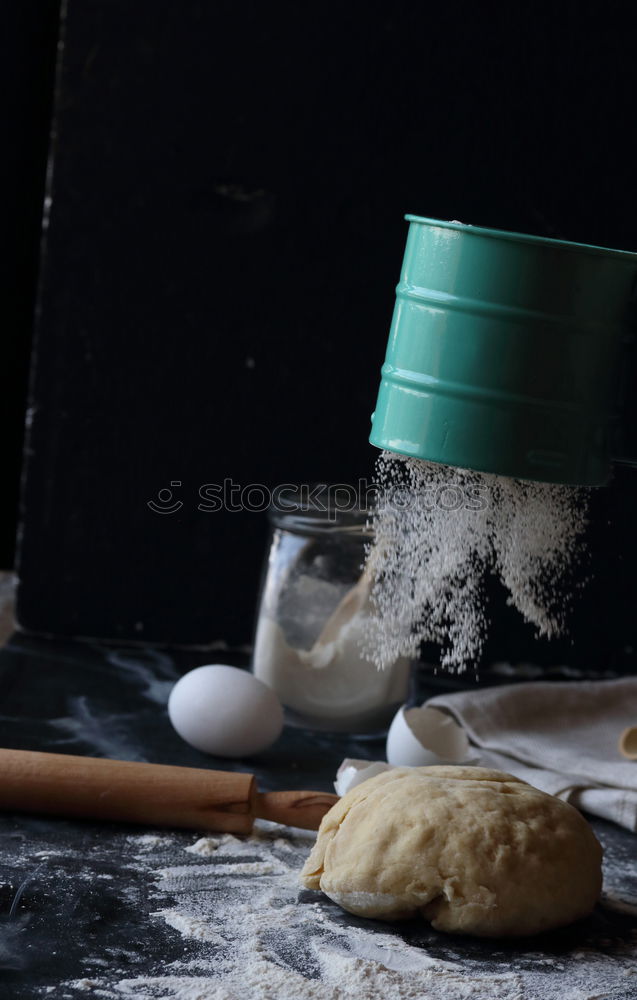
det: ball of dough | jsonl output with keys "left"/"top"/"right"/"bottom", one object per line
{"left": 300, "top": 766, "right": 602, "bottom": 937}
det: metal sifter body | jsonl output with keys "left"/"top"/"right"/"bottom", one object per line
{"left": 370, "top": 216, "right": 637, "bottom": 485}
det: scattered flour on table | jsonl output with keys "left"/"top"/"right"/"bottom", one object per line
{"left": 56, "top": 824, "right": 637, "bottom": 1000}
{"left": 364, "top": 452, "right": 590, "bottom": 671}
{"left": 155, "top": 910, "right": 227, "bottom": 945}
{"left": 127, "top": 833, "right": 175, "bottom": 852}
{"left": 185, "top": 837, "right": 221, "bottom": 856}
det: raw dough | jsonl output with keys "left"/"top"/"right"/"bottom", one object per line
{"left": 300, "top": 765, "right": 602, "bottom": 937}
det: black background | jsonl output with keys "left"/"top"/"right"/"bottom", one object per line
{"left": 4, "top": 1, "right": 637, "bottom": 668}
{"left": 1, "top": 0, "right": 60, "bottom": 567}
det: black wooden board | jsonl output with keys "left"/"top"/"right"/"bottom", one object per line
{"left": 14, "top": 1, "right": 637, "bottom": 669}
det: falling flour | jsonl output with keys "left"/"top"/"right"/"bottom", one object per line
{"left": 364, "top": 452, "right": 590, "bottom": 672}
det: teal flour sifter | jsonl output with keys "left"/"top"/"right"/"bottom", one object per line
{"left": 369, "top": 216, "right": 637, "bottom": 485}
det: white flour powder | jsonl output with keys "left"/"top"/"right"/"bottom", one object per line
{"left": 364, "top": 453, "right": 590, "bottom": 671}
{"left": 56, "top": 822, "right": 637, "bottom": 1000}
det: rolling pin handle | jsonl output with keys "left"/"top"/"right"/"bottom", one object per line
{"left": 254, "top": 790, "right": 338, "bottom": 831}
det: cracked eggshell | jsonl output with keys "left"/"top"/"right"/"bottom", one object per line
{"left": 386, "top": 704, "right": 470, "bottom": 767}
{"left": 334, "top": 759, "right": 393, "bottom": 796}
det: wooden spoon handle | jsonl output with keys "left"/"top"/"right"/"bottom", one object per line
{"left": 0, "top": 748, "right": 338, "bottom": 833}
{"left": 619, "top": 726, "right": 637, "bottom": 760}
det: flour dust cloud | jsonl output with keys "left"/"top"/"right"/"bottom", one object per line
{"left": 364, "top": 452, "right": 590, "bottom": 672}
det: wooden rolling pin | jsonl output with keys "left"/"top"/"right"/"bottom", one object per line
{"left": 0, "top": 749, "right": 338, "bottom": 833}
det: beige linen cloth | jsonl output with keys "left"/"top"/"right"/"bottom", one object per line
{"left": 428, "top": 677, "right": 637, "bottom": 831}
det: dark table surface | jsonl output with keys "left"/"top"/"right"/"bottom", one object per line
{"left": 0, "top": 632, "right": 636, "bottom": 999}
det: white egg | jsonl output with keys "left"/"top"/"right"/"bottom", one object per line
{"left": 386, "top": 704, "right": 471, "bottom": 767}
{"left": 168, "top": 664, "right": 284, "bottom": 758}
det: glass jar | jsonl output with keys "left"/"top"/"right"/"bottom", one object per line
{"left": 252, "top": 488, "right": 411, "bottom": 733}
